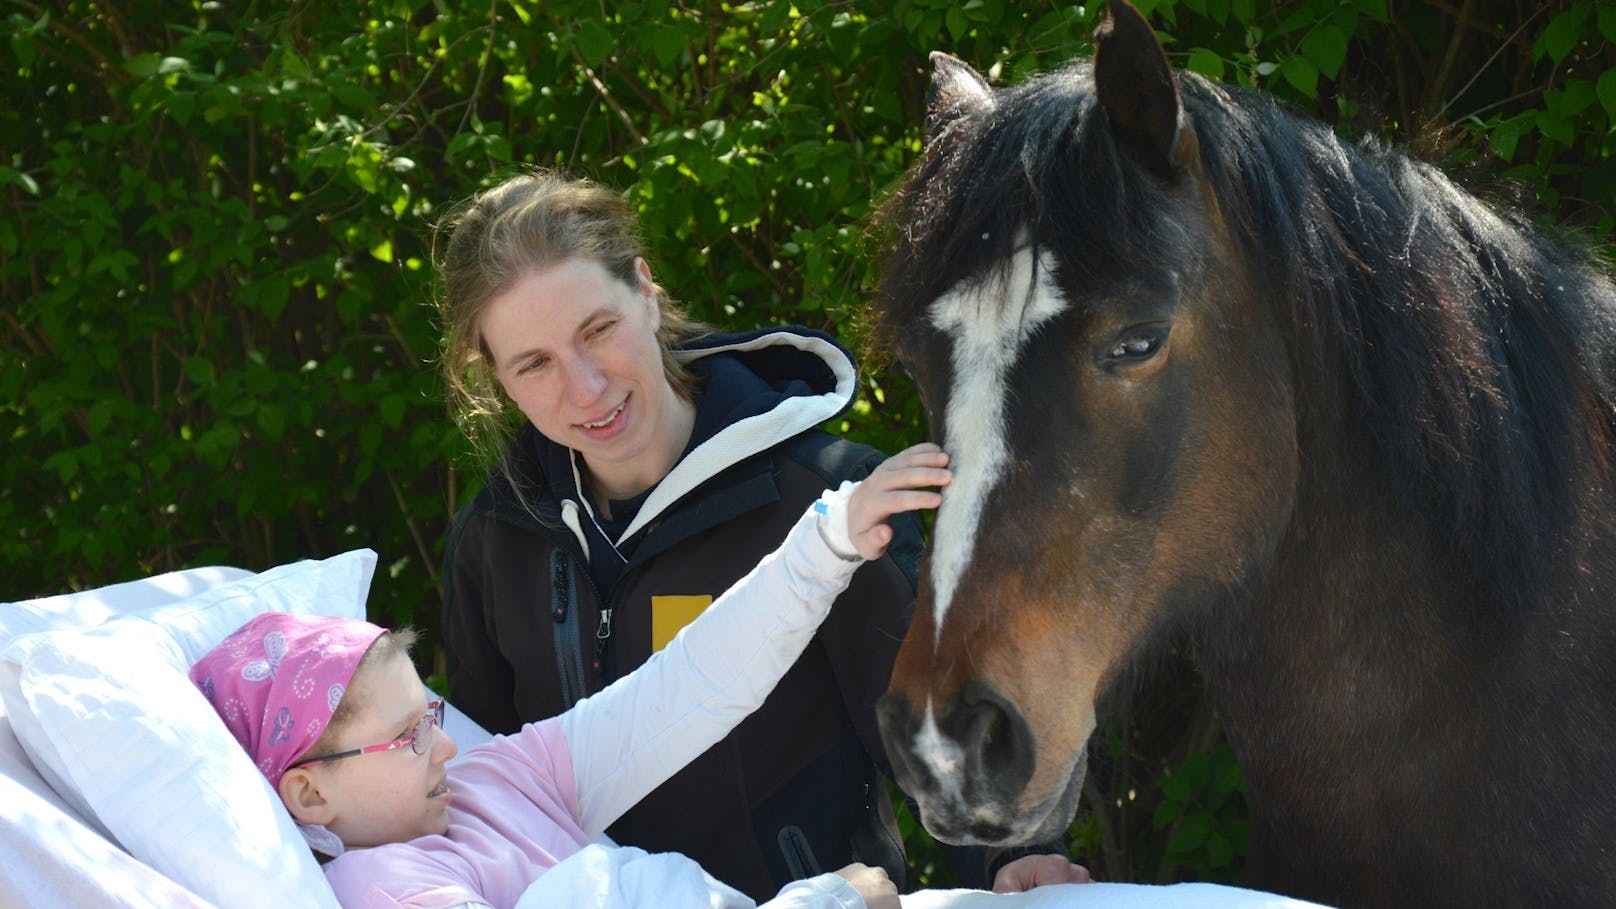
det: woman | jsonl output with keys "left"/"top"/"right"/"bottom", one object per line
{"left": 434, "top": 171, "right": 935, "bottom": 899}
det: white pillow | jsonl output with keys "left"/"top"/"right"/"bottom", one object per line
{"left": 0, "top": 549, "right": 377, "bottom": 909}
{"left": 0, "top": 564, "right": 256, "bottom": 647}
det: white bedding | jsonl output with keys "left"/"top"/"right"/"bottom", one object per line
{"left": 517, "top": 843, "right": 1330, "bottom": 909}
{"left": 0, "top": 561, "right": 1331, "bottom": 909}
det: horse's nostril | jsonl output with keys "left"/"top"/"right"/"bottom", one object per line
{"left": 955, "top": 681, "right": 1036, "bottom": 792}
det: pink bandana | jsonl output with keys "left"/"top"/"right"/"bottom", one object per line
{"left": 190, "top": 612, "right": 386, "bottom": 791}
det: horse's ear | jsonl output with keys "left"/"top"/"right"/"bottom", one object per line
{"left": 927, "top": 51, "right": 995, "bottom": 137}
{"left": 1094, "top": 0, "right": 1188, "bottom": 178}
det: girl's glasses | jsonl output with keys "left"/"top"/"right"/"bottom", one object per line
{"left": 288, "top": 699, "right": 445, "bottom": 769}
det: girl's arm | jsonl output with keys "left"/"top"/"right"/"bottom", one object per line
{"left": 558, "top": 444, "right": 949, "bottom": 835}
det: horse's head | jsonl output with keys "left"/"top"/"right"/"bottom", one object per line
{"left": 874, "top": 0, "right": 1300, "bottom": 847}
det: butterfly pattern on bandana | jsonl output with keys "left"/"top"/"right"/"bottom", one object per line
{"left": 241, "top": 631, "right": 287, "bottom": 682}
{"left": 269, "top": 706, "right": 295, "bottom": 746}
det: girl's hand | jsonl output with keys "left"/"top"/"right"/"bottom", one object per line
{"left": 991, "top": 853, "right": 1094, "bottom": 892}
{"left": 845, "top": 442, "right": 951, "bottom": 561}
{"left": 834, "top": 862, "right": 900, "bottom": 909}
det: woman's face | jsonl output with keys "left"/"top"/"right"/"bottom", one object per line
{"left": 480, "top": 256, "right": 691, "bottom": 498}
{"left": 310, "top": 651, "right": 458, "bottom": 847}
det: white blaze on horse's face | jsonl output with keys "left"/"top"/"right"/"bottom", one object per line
{"left": 916, "top": 698, "right": 966, "bottom": 805}
{"left": 926, "top": 244, "right": 1070, "bottom": 646}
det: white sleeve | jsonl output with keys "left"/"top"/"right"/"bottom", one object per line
{"left": 559, "top": 496, "right": 864, "bottom": 835}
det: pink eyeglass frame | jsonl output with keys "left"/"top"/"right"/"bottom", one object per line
{"left": 287, "top": 698, "right": 445, "bottom": 770}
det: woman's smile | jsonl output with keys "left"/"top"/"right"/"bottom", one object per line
{"left": 577, "top": 394, "right": 630, "bottom": 438}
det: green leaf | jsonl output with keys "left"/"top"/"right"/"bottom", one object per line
{"left": 483, "top": 134, "right": 513, "bottom": 163}
{"left": 446, "top": 132, "right": 480, "bottom": 159}
{"left": 44, "top": 449, "right": 78, "bottom": 482}
{"left": 1355, "top": 0, "right": 1389, "bottom": 22}
{"left": 1301, "top": 24, "right": 1349, "bottom": 79}
{"left": 256, "top": 405, "right": 286, "bottom": 441}
{"left": 86, "top": 400, "right": 114, "bottom": 437}
{"left": 1489, "top": 118, "right": 1523, "bottom": 162}
{"left": 945, "top": 6, "right": 968, "bottom": 40}
{"left": 379, "top": 394, "right": 406, "bottom": 429}
{"left": 1167, "top": 814, "right": 1214, "bottom": 856}
{"left": 256, "top": 274, "right": 292, "bottom": 321}
{"left": 645, "top": 24, "right": 685, "bottom": 67}
{"left": 758, "top": 0, "right": 791, "bottom": 33}
{"left": 10, "top": 31, "right": 36, "bottom": 68}
{"left": 332, "top": 83, "right": 376, "bottom": 111}
{"left": 1543, "top": 7, "right": 1591, "bottom": 64}
{"left": 1556, "top": 79, "right": 1596, "bottom": 116}
{"left": 575, "top": 20, "right": 614, "bottom": 68}
{"left": 1153, "top": 800, "right": 1180, "bottom": 830}
{"left": 124, "top": 52, "right": 162, "bottom": 79}
{"left": 1598, "top": 69, "right": 1616, "bottom": 123}
{"left": 1159, "top": 771, "right": 1192, "bottom": 802}
{"left": 1537, "top": 108, "right": 1574, "bottom": 146}
{"left": 1601, "top": 5, "right": 1616, "bottom": 45}
{"left": 0, "top": 165, "right": 39, "bottom": 196}
{"left": 1281, "top": 55, "right": 1318, "bottom": 97}
{"left": 1186, "top": 48, "right": 1225, "bottom": 81}
{"left": 185, "top": 357, "right": 215, "bottom": 387}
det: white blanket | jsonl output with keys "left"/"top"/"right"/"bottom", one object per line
{"left": 4, "top": 565, "right": 1333, "bottom": 909}
{"left": 517, "top": 844, "right": 1331, "bottom": 909}
{"left": 903, "top": 883, "right": 1331, "bottom": 909}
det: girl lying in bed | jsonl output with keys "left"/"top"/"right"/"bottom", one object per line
{"left": 189, "top": 443, "right": 1091, "bottom": 909}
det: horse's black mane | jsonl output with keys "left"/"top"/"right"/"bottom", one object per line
{"left": 873, "top": 60, "right": 1616, "bottom": 604}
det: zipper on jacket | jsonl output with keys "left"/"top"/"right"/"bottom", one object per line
{"left": 550, "top": 550, "right": 586, "bottom": 709}
{"left": 592, "top": 607, "right": 613, "bottom": 678}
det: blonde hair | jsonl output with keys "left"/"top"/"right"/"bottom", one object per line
{"left": 434, "top": 170, "right": 709, "bottom": 474}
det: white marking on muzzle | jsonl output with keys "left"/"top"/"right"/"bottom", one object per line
{"left": 927, "top": 245, "right": 1069, "bottom": 645}
{"left": 915, "top": 697, "right": 965, "bottom": 805}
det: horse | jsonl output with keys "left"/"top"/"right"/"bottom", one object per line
{"left": 868, "top": 2, "right": 1616, "bottom": 907}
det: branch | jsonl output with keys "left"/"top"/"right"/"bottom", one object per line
{"left": 13, "top": 0, "right": 132, "bottom": 87}
{"left": 455, "top": 0, "right": 500, "bottom": 138}
{"left": 1422, "top": 6, "right": 1547, "bottom": 131}
{"left": 568, "top": 44, "right": 648, "bottom": 147}
{"left": 1420, "top": 0, "right": 1481, "bottom": 131}
{"left": 386, "top": 468, "right": 438, "bottom": 585}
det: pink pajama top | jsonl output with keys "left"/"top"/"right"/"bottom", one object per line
{"left": 322, "top": 503, "right": 871, "bottom": 909}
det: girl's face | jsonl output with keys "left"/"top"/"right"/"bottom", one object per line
{"left": 305, "top": 651, "right": 458, "bottom": 847}
{"left": 479, "top": 256, "right": 693, "bottom": 500}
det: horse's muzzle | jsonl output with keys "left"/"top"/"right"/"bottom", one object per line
{"left": 878, "top": 681, "right": 1077, "bottom": 845}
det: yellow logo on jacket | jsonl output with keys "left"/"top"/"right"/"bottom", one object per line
{"left": 651, "top": 595, "right": 714, "bottom": 652}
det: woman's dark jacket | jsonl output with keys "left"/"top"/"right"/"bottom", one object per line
{"left": 441, "top": 327, "right": 923, "bottom": 900}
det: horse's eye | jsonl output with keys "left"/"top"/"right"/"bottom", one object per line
{"left": 1106, "top": 328, "right": 1165, "bottom": 361}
